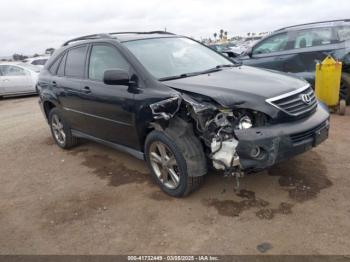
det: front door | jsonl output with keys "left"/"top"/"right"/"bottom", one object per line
{"left": 80, "top": 44, "right": 139, "bottom": 148}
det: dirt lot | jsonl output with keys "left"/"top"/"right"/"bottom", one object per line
{"left": 0, "top": 96, "right": 350, "bottom": 255}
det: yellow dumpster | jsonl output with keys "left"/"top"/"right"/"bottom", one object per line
{"left": 315, "top": 56, "right": 346, "bottom": 115}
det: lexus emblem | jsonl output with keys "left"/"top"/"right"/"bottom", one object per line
{"left": 301, "top": 94, "right": 312, "bottom": 104}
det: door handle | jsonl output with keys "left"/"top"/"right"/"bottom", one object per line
{"left": 52, "top": 81, "right": 57, "bottom": 87}
{"left": 82, "top": 86, "right": 91, "bottom": 94}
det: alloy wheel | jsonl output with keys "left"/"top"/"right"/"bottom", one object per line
{"left": 149, "top": 141, "right": 180, "bottom": 189}
{"left": 51, "top": 114, "right": 66, "bottom": 146}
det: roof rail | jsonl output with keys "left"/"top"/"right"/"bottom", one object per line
{"left": 109, "top": 31, "right": 175, "bottom": 35}
{"left": 276, "top": 19, "right": 350, "bottom": 32}
{"left": 62, "top": 31, "right": 175, "bottom": 46}
{"left": 62, "top": 33, "right": 114, "bottom": 46}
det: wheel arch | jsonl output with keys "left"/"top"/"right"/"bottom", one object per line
{"left": 43, "top": 99, "right": 58, "bottom": 120}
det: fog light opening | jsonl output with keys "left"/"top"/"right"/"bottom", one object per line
{"left": 250, "top": 146, "right": 265, "bottom": 159}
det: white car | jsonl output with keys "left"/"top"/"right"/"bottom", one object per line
{"left": 22, "top": 56, "right": 49, "bottom": 68}
{"left": 0, "top": 63, "right": 40, "bottom": 97}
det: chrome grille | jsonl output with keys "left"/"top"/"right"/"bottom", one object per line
{"left": 266, "top": 85, "right": 317, "bottom": 117}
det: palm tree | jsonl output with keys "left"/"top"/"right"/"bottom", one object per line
{"left": 224, "top": 31, "right": 228, "bottom": 39}
{"left": 213, "top": 33, "right": 217, "bottom": 41}
{"left": 219, "top": 29, "right": 224, "bottom": 40}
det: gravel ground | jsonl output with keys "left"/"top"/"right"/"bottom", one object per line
{"left": 0, "top": 96, "right": 350, "bottom": 255}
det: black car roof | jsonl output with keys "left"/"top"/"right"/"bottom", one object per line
{"left": 275, "top": 19, "right": 350, "bottom": 33}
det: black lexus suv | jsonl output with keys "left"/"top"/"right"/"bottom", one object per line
{"left": 37, "top": 31, "right": 330, "bottom": 197}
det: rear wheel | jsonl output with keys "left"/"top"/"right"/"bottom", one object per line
{"left": 49, "top": 108, "right": 78, "bottom": 149}
{"left": 340, "top": 81, "right": 349, "bottom": 102}
{"left": 339, "top": 99, "right": 346, "bottom": 115}
{"left": 145, "top": 130, "right": 204, "bottom": 197}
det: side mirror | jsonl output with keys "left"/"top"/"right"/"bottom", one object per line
{"left": 103, "top": 69, "right": 130, "bottom": 85}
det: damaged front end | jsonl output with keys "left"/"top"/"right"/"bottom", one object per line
{"left": 148, "top": 93, "right": 270, "bottom": 178}
{"left": 148, "top": 91, "right": 330, "bottom": 185}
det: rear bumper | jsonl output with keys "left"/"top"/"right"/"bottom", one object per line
{"left": 234, "top": 102, "right": 330, "bottom": 171}
{"left": 38, "top": 99, "right": 48, "bottom": 122}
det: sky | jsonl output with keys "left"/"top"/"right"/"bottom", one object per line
{"left": 1, "top": 0, "right": 350, "bottom": 56}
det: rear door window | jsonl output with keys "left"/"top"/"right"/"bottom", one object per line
{"left": 293, "top": 27, "right": 335, "bottom": 49}
{"left": 64, "top": 45, "right": 88, "bottom": 78}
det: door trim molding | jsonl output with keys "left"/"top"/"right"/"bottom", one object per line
{"left": 63, "top": 107, "right": 132, "bottom": 126}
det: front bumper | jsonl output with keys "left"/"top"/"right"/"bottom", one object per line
{"left": 234, "top": 102, "right": 330, "bottom": 172}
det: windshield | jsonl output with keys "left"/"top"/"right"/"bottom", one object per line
{"left": 124, "top": 37, "right": 233, "bottom": 79}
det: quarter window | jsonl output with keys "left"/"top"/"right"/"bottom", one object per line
{"left": 253, "top": 33, "right": 289, "bottom": 55}
{"left": 336, "top": 26, "right": 350, "bottom": 41}
{"left": 65, "top": 45, "right": 88, "bottom": 78}
{"left": 88, "top": 45, "right": 130, "bottom": 81}
{"left": 57, "top": 53, "right": 66, "bottom": 76}
{"left": 49, "top": 55, "right": 63, "bottom": 75}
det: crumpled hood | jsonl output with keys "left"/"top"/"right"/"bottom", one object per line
{"left": 163, "top": 66, "right": 308, "bottom": 110}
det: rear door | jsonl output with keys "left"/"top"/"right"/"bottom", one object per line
{"left": 80, "top": 43, "right": 138, "bottom": 148}
{"left": 0, "top": 65, "right": 33, "bottom": 94}
{"left": 54, "top": 45, "right": 89, "bottom": 131}
{"left": 241, "top": 32, "right": 294, "bottom": 71}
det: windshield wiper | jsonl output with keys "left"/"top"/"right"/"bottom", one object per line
{"left": 159, "top": 73, "right": 192, "bottom": 81}
{"left": 159, "top": 64, "right": 235, "bottom": 81}
{"left": 215, "top": 64, "right": 235, "bottom": 68}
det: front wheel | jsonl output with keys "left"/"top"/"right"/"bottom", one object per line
{"left": 145, "top": 130, "right": 204, "bottom": 197}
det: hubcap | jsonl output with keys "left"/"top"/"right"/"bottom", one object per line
{"left": 51, "top": 114, "right": 66, "bottom": 145}
{"left": 149, "top": 141, "right": 180, "bottom": 189}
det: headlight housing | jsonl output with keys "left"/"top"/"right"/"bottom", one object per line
{"left": 237, "top": 115, "right": 253, "bottom": 129}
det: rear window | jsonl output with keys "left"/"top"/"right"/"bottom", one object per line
{"left": 64, "top": 46, "right": 87, "bottom": 78}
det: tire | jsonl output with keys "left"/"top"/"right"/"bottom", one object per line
{"left": 49, "top": 108, "right": 78, "bottom": 149}
{"left": 145, "top": 130, "right": 205, "bottom": 197}
{"left": 339, "top": 99, "right": 346, "bottom": 116}
{"left": 340, "top": 81, "right": 349, "bottom": 103}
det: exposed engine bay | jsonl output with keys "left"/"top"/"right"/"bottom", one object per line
{"left": 149, "top": 93, "right": 268, "bottom": 177}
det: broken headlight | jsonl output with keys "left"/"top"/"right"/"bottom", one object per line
{"left": 237, "top": 115, "right": 253, "bottom": 129}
